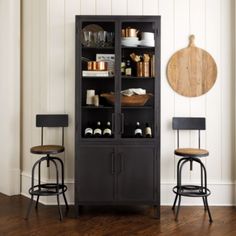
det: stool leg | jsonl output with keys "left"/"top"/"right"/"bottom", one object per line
{"left": 25, "top": 195, "right": 34, "bottom": 220}
{"left": 175, "top": 195, "right": 181, "bottom": 221}
{"left": 53, "top": 156, "right": 69, "bottom": 211}
{"left": 35, "top": 196, "right": 40, "bottom": 209}
{"left": 51, "top": 158, "right": 63, "bottom": 221}
{"left": 202, "top": 197, "right": 207, "bottom": 211}
{"left": 205, "top": 197, "right": 213, "bottom": 223}
{"left": 172, "top": 194, "right": 178, "bottom": 211}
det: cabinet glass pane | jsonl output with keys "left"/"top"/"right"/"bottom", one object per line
{"left": 120, "top": 21, "right": 156, "bottom": 139}
{"left": 81, "top": 21, "right": 115, "bottom": 139}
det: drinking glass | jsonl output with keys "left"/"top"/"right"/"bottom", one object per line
{"left": 98, "top": 31, "right": 107, "bottom": 47}
{"left": 106, "top": 32, "right": 114, "bottom": 46}
{"left": 92, "top": 32, "right": 99, "bottom": 47}
{"left": 83, "top": 31, "right": 92, "bottom": 47}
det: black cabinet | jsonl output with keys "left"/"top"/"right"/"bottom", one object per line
{"left": 75, "top": 16, "right": 161, "bottom": 217}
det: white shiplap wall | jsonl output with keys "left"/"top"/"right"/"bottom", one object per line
{"left": 21, "top": 0, "right": 235, "bottom": 205}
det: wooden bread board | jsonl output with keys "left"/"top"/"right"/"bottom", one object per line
{"left": 167, "top": 35, "right": 217, "bottom": 97}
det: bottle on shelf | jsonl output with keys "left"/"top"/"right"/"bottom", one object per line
{"left": 94, "top": 121, "right": 102, "bottom": 137}
{"left": 84, "top": 122, "right": 93, "bottom": 137}
{"left": 121, "top": 57, "right": 126, "bottom": 75}
{"left": 145, "top": 123, "right": 152, "bottom": 138}
{"left": 103, "top": 121, "right": 112, "bottom": 137}
{"left": 125, "top": 59, "right": 132, "bottom": 76}
{"left": 134, "top": 121, "right": 143, "bottom": 138}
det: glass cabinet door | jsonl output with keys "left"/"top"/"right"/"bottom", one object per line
{"left": 79, "top": 20, "right": 116, "bottom": 139}
{"left": 119, "top": 20, "right": 158, "bottom": 139}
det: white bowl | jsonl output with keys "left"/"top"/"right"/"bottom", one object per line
{"left": 141, "top": 32, "right": 154, "bottom": 40}
{"left": 140, "top": 40, "right": 155, "bottom": 47}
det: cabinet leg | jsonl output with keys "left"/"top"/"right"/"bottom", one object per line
{"left": 153, "top": 205, "right": 160, "bottom": 219}
{"left": 74, "top": 204, "right": 80, "bottom": 218}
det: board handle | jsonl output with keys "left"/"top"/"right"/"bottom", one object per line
{"left": 189, "top": 34, "right": 195, "bottom": 47}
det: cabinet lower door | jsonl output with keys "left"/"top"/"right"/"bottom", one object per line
{"left": 78, "top": 146, "right": 114, "bottom": 201}
{"left": 117, "top": 146, "right": 155, "bottom": 201}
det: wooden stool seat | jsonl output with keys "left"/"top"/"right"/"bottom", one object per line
{"left": 30, "top": 145, "right": 64, "bottom": 155}
{"left": 175, "top": 148, "right": 209, "bottom": 157}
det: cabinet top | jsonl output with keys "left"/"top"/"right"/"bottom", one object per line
{"left": 75, "top": 15, "right": 160, "bottom": 21}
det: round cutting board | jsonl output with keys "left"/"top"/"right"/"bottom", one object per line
{"left": 167, "top": 35, "right": 217, "bottom": 97}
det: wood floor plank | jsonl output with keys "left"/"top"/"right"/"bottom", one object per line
{"left": 0, "top": 194, "right": 236, "bottom": 236}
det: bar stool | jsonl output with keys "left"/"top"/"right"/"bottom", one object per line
{"left": 25, "top": 114, "right": 69, "bottom": 220}
{"left": 172, "top": 117, "right": 212, "bottom": 223}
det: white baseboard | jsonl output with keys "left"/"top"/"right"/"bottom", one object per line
{"left": 0, "top": 168, "right": 21, "bottom": 196}
{"left": 21, "top": 172, "right": 236, "bottom": 206}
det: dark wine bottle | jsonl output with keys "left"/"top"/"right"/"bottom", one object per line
{"left": 94, "top": 121, "right": 102, "bottom": 137}
{"left": 84, "top": 122, "right": 93, "bottom": 137}
{"left": 103, "top": 121, "right": 112, "bottom": 137}
{"left": 145, "top": 122, "right": 152, "bottom": 138}
{"left": 134, "top": 121, "right": 142, "bottom": 138}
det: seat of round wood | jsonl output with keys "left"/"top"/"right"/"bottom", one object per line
{"left": 30, "top": 145, "right": 64, "bottom": 155}
{"left": 174, "top": 148, "right": 209, "bottom": 157}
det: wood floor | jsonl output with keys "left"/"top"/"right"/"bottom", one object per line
{"left": 0, "top": 194, "right": 236, "bottom": 236}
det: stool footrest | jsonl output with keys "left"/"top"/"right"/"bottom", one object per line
{"left": 29, "top": 183, "right": 67, "bottom": 196}
{"left": 173, "top": 185, "right": 211, "bottom": 197}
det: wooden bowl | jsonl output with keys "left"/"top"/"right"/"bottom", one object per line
{"left": 100, "top": 93, "right": 153, "bottom": 106}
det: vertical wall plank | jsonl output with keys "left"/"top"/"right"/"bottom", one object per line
{"left": 220, "top": 0, "right": 234, "bottom": 181}
{"left": 96, "top": 0, "right": 112, "bottom": 15}
{"left": 189, "top": 0, "right": 206, "bottom": 181}
{"left": 143, "top": 0, "right": 158, "bottom": 15}
{"left": 22, "top": 0, "right": 33, "bottom": 175}
{"left": 127, "top": 0, "right": 142, "bottom": 15}
{"left": 205, "top": 0, "right": 221, "bottom": 182}
{"left": 173, "top": 0, "right": 191, "bottom": 181}
{"left": 64, "top": 0, "right": 80, "bottom": 181}
{"left": 81, "top": 0, "right": 96, "bottom": 14}
{"left": 159, "top": 0, "right": 175, "bottom": 183}
{"left": 111, "top": 0, "right": 127, "bottom": 15}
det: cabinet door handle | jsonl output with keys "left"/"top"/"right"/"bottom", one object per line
{"left": 120, "top": 113, "right": 124, "bottom": 134}
{"left": 111, "top": 152, "right": 115, "bottom": 175}
{"left": 118, "top": 153, "right": 124, "bottom": 174}
{"left": 112, "top": 113, "right": 115, "bottom": 134}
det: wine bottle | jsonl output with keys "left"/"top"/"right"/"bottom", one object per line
{"left": 121, "top": 57, "right": 126, "bottom": 75}
{"left": 103, "top": 121, "right": 112, "bottom": 137}
{"left": 84, "top": 122, "right": 93, "bottom": 137}
{"left": 134, "top": 122, "right": 142, "bottom": 138}
{"left": 125, "top": 59, "right": 132, "bottom": 76}
{"left": 145, "top": 123, "right": 152, "bottom": 138}
{"left": 94, "top": 121, "right": 102, "bottom": 137}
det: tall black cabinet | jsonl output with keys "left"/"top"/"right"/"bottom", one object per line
{"left": 75, "top": 16, "right": 161, "bottom": 217}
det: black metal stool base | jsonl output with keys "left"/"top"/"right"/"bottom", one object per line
{"left": 25, "top": 155, "right": 69, "bottom": 221}
{"left": 172, "top": 157, "right": 213, "bottom": 223}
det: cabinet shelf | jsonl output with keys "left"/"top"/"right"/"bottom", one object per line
{"left": 122, "top": 46, "right": 155, "bottom": 49}
{"left": 82, "top": 106, "right": 114, "bottom": 109}
{"left": 122, "top": 76, "right": 155, "bottom": 80}
{"left": 121, "top": 106, "right": 153, "bottom": 109}
{"left": 82, "top": 46, "right": 114, "bottom": 50}
{"left": 82, "top": 76, "right": 114, "bottom": 79}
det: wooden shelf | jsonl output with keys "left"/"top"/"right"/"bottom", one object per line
{"left": 82, "top": 76, "right": 114, "bottom": 79}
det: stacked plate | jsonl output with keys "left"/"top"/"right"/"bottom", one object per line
{"left": 121, "top": 37, "right": 140, "bottom": 47}
{"left": 140, "top": 32, "right": 155, "bottom": 47}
